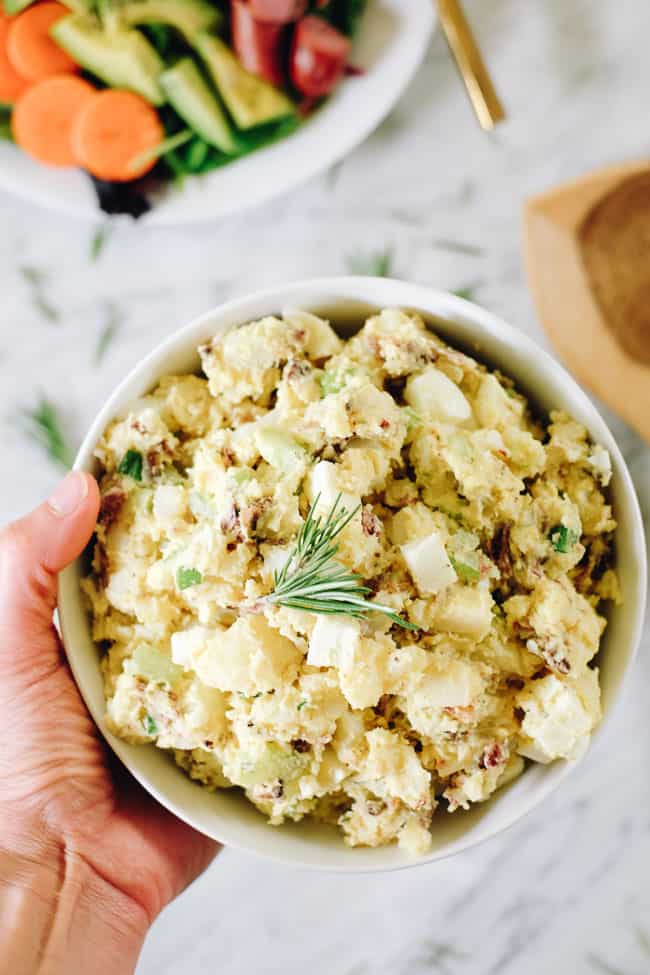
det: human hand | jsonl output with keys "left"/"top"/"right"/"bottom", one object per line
{"left": 0, "top": 472, "right": 219, "bottom": 975}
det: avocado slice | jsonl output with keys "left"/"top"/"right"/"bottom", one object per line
{"left": 3, "top": 0, "right": 92, "bottom": 11}
{"left": 195, "top": 33, "right": 295, "bottom": 131}
{"left": 160, "top": 58, "right": 237, "bottom": 155}
{"left": 117, "top": 0, "right": 222, "bottom": 44}
{"left": 52, "top": 14, "right": 165, "bottom": 105}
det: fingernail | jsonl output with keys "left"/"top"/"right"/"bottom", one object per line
{"left": 47, "top": 471, "right": 88, "bottom": 518}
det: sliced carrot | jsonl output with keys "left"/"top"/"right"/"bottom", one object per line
{"left": 72, "top": 89, "right": 164, "bottom": 182}
{"left": 0, "top": 17, "right": 30, "bottom": 102}
{"left": 12, "top": 74, "right": 94, "bottom": 166}
{"left": 7, "top": 2, "right": 77, "bottom": 82}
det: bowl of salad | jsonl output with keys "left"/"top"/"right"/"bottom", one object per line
{"left": 57, "top": 276, "right": 646, "bottom": 871}
{"left": 0, "top": 0, "right": 434, "bottom": 222}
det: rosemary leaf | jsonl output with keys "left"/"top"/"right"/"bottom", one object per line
{"left": 345, "top": 249, "right": 392, "bottom": 278}
{"left": 19, "top": 266, "right": 60, "bottom": 323}
{"left": 94, "top": 301, "right": 123, "bottom": 366}
{"left": 90, "top": 224, "right": 111, "bottom": 262}
{"left": 267, "top": 494, "right": 416, "bottom": 629}
{"left": 21, "top": 394, "right": 74, "bottom": 469}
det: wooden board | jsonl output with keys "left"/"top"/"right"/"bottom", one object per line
{"left": 523, "top": 161, "right": 650, "bottom": 443}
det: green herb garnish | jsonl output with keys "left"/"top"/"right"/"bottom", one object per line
{"left": 128, "top": 128, "right": 193, "bottom": 174}
{"left": 319, "top": 369, "right": 355, "bottom": 397}
{"left": 21, "top": 394, "right": 74, "bottom": 468}
{"left": 118, "top": 449, "right": 143, "bottom": 481}
{"left": 143, "top": 714, "right": 158, "bottom": 736}
{"left": 19, "top": 266, "right": 59, "bottom": 323}
{"left": 297, "top": 700, "right": 308, "bottom": 711}
{"left": 450, "top": 555, "right": 481, "bottom": 583}
{"left": 177, "top": 566, "right": 203, "bottom": 591}
{"left": 345, "top": 249, "right": 392, "bottom": 278}
{"left": 403, "top": 406, "right": 422, "bottom": 432}
{"left": 266, "top": 494, "right": 416, "bottom": 629}
{"left": 94, "top": 301, "right": 123, "bottom": 365}
{"left": 549, "top": 524, "right": 579, "bottom": 553}
{"left": 453, "top": 286, "right": 476, "bottom": 302}
{"left": 90, "top": 224, "right": 111, "bottom": 262}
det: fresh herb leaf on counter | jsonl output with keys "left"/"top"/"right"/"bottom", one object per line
{"left": 453, "top": 286, "right": 476, "bottom": 302}
{"left": 345, "top": 249, "right": 392, "bottom": 277}
{"left": 177, "top": 567, "right": 203, "bottom": 591}
{"left": 19, "top": 266, "right": 60, "bottom": 323}
{"left": 21, "top": 395, "right": 74, "bottom": 469}
{"left": 94, "top": 301, "right": 123, "bottom": 366}
{"left": 90, "top": 224, "right": 111, "bottom": 262}
{"left": 118, "top": 449, "right": 143, "bottom": 481}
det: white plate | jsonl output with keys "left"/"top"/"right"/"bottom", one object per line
{"left": 0, "top": 1, "right": 435, "bottom": 224}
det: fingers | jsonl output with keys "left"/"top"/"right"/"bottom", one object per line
{"left": 0, "top": 471, "right": 100, "bottom": 672}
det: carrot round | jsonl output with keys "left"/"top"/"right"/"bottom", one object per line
{"left": 72, "top": 89, "right": 164, "bottom": 182}
{"left": 7, "top": 2, "right": 77, "bottom": 82}
{"left": 12, "top": 74, "right": 94, "bottom": 166}
{"left": 0, "top": 17, "right": 30, "bottom": 103}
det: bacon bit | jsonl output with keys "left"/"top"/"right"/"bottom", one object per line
{"left": 373, "top": 695, "right": 390, "bottom": 717}
{"left": 514, "top": 706, "right": 525, "bottom": 724}
{"left": 285, "top": 358, "right": 311, "bottom": 381}
{"left": 480, "top": 743, "right": 505, "bottom": 769}
{"left": 531, "top": 666, "right": 551, "bottom": 680}
{"left": 361, "top": 505, "right": 382, "bottom": 537}
{"left": 384, "top": 376, "right": 407, "bottom": 399}
{"left": 220, "top": 446, "right": 236, "bottom": 469}
{"left": 379, "top": 418, "right": 390, "bottom": 430}
{"left": 366, "top": 799, "right": 384, "bottom": 816}
{"left": 271, "top": 781, "right": 284, "bottom": 799}
{"left": 489, "top": 523, "right": 512, "bottom": 578}
{"left": 131, "top": 419, "right": 146, "bottom": 433}
{"left": 293, "top": 328, "right": 306, "bottom": 342}
{"left": 291, "top": 739, "right": 311, "bottom": 753}
{"left": 443, "top": 705, "right": 474, "bottom": 720}
{"left": 240, "top": 497, "right": 272, "bottom": 537}
{"left": 204, "top": 739, "right": 214, "bottom": 749}
{"left": 505, "top": 676, "right": 525, "bottom": 691}
{"left": 220, "top": 505, "right": 240, "bottom": 535}
{"left": 344, "top": 63, "right": 365, "bottom": 76}
{"left": 99, "top": 489, "right": 126, "bottom": 530}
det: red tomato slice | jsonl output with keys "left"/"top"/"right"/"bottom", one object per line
{"left": 231, "top": 0, "right": 287, "bottom": 86}
{"left": 249, "top": 0, "right": 307, "bottom": 23}
{"left": 290, "top": 15, "right": 350, "bottom": 98}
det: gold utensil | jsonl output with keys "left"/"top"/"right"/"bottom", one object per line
{"left": 437, "top": 0, "right": 505, "bottom": 130}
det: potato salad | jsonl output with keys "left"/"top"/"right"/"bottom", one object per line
{"left": 83, "top": 308, "right": 619, "bottom": 854}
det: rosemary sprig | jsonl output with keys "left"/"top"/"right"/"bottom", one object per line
{"left": 21, "top": 394, "right": 74, "bottom": 468}
{"left": 345, "top": 248, "right": 392, "bottom": 278}
{"left": 266, "top": 494, "right": 416, "bottom": 630}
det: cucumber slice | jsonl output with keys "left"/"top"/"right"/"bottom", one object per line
{"left": 118, "top": 0, "right": 222, "bottom": 43}
{"left": 51, "top": 14, "right": 165, "bottom": 106}
{"left": 195, "top": 33, "right": 295, "bottom": 130}
{"left": 160, "top": 58, "right": 237, "bottom": 155}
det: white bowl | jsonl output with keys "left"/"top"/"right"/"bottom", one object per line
{"left": 0, "top": 1, "right": 434, "bottom": 225}
{"left": 58, "top": 277, "right": 647, "bottom": 872}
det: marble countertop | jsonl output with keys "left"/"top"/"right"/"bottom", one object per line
{"left": 1, "top": 0, "right": 649, "bottom": 972}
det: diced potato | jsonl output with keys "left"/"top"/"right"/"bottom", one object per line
{"left": 401, "top": 532, "right": 457, "bottom": 595}
{"left": 433, "top": 586, "right": 494, "bottom": 639}
{"left": 405, "top": 367, "right": 472, "bottom": 423}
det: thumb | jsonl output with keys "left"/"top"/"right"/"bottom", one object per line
{"left": 0, "top": 471, "right": 100, "bottom": 675}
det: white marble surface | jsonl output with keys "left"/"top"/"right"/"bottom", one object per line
{"left": 1, "top": 0, "right": 649, "bottom": 972}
